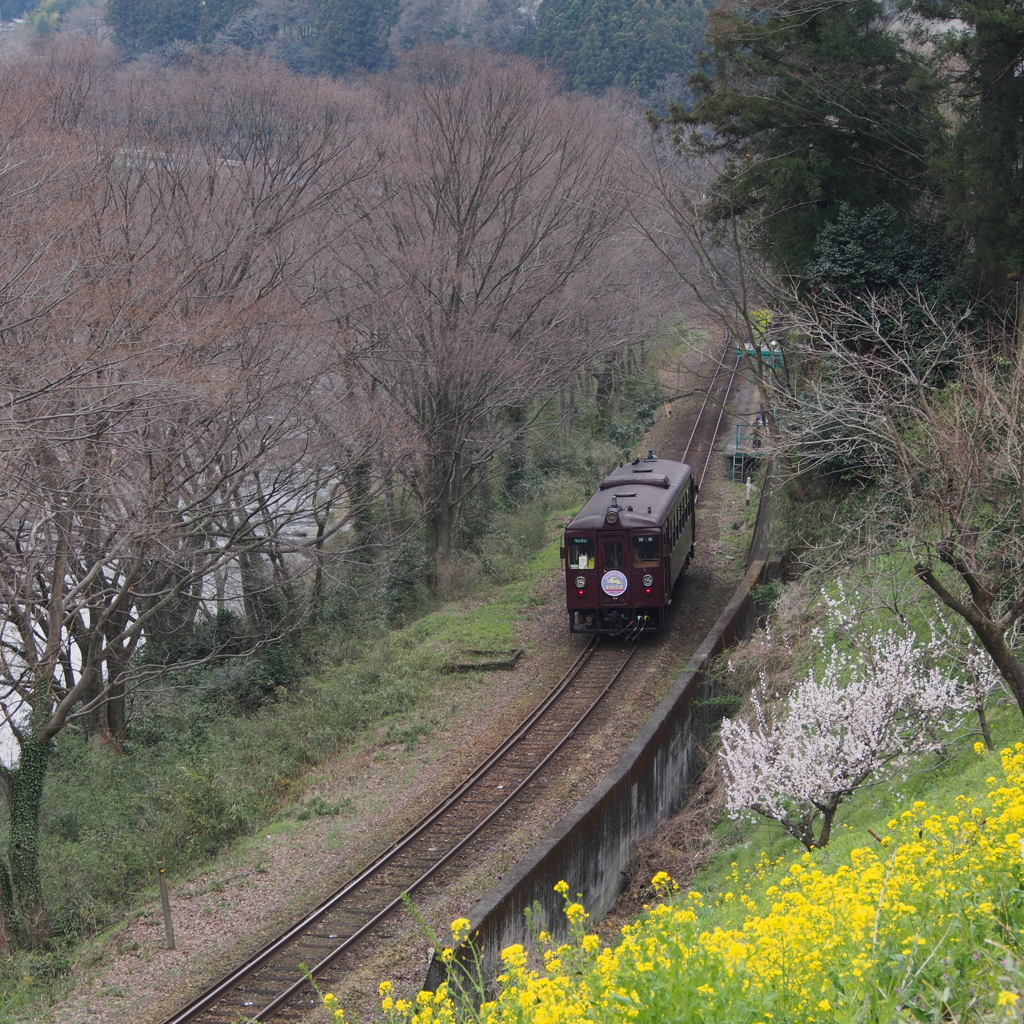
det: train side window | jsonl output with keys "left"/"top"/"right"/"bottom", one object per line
{"left": 633, "top": 535, "right": 659, "bottom": 567}
{"left": 603, "top": 540, "right": 624, "bottom": 569}
{"left": 569, "top": 537, "right": 594, "bottom": 569}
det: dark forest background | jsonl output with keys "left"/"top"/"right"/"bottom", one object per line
{"left": 15, "top": 0, "right": 712, "bottom": 103}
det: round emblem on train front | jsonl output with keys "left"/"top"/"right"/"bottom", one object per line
{"left": 601, "top": 570, "right": 628, "bottom": 596}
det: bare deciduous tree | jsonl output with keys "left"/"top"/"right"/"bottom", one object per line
{"left": 621, "top": 131, "right": 770, "bottom": 349}
{"left": 0, "top": 51, "right": 381, "bottom": 948}
{"left": 329, "top": 50, "right": 629, "bottom": 590}
{"left": 617, "top": 121, "right": 800, "bottom": 490}
{"left": 771, "top": 290, "right": 1024, "bottom": 718}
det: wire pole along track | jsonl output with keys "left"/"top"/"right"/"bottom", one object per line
{"left": 161, "top": 640, "right": 637, "bottom": 1024}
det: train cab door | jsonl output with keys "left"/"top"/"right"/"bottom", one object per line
{"left": 598, "top": 533, "right": 629, "bottom": 602}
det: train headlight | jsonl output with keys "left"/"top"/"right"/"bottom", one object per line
{"left": 642, "top": 573, "right": 654, "bottom": 587}
{"left": 575, "top": 575, "right": 587, "bottom": 589}
{"left": 605, "top": 509, "right": 619, "bottom": 524}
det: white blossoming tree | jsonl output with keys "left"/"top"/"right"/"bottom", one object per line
{"left": 720, "top": 598, "right": 974, "bottom": 849}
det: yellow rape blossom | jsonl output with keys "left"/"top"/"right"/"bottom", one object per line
{"left": 566, "top": 902, "right": 588, "bottom": 925}
{"left": 354, "top": 747, "right": 1024, "bottom": 1024}
{"left": 501, "top": 944, "right": 528, "bottom": 969}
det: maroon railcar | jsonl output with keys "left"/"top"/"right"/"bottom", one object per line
{"left": 562, "top": 451, "right": 696, "bottom": 635}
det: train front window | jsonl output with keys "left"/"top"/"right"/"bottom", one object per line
{"left": 569, "top": 537, "right": 594, "bottom": 569}
{"left": 633, "top": 535, "right": 659, "bottom": 567}
{"left": 603, "top": 540, "right": 624, "bottom": 569}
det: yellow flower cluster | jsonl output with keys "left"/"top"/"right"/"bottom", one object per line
{"left": 322, "top": 991, "right": 346, "bottom": 1021}
{"left": 342, "top": 745, "right": 1024, "bottom": 1024}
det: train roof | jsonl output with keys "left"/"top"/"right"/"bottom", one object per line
{"left": 566, "top": 454, "right": 692, "bottom": 532}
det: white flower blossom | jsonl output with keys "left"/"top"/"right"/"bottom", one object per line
{"left": 720, "top": 600, "right": 974, "bottom": 849}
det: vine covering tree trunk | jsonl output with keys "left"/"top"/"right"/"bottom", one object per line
{"left": 4, "top": 736, "right": 51, "bottom": 948}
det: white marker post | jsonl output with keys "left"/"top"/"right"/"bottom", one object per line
{"left": 157, "top": 859, "right": 175, "bottom": 950}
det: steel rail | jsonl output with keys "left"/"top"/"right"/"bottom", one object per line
{"left": 680, "top": 334, "right": 741, "bottom": 496}
{"left": 254, "top": 641, "right": 637, "bottom": 1021}
{"left": 161, "top": 638, "right": 637, "bottom": 1024}
{"left": 699, "top": 355, "right": 741, "bottom": 492}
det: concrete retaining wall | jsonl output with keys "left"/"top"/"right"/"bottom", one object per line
{"left": 425, "top": 554, "right": 772, "bottom": 990}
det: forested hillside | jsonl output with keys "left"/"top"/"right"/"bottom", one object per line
{"left": 96, "top": 0, "right": 710, "bottom": 95}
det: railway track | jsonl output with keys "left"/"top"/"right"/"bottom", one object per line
{"left": 160, "top": 332, "right": 745, "bottom": 1024}
{"left": 680, "top": 336, "right": 741, "bottom": 493}
{"left": 161, "top": 639, "right": 637, "bottom": 1024}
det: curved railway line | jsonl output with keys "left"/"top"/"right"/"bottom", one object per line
{"left": 160, "top": 337, "right": 743, "bottom": 1024}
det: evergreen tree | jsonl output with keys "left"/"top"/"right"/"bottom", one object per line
{"left": 661, "top": 0, "right": 939, "bottom": 277}
{"left": 470, "top": 0, "right": 537, "bottom": 53}
{"left": 804, "top": 203, "right": 966, "bottom": 356}
{"left": 573, "top": 20, "right": 610, "bottom": 90}
{"left": 314, "top": 0, "right": 399, "bottom": 75}
{"left": 3, "top": 0, "right": 34, "bottom": 18}
{"left": 807, "top": 203, "right": 954, "bottom": 298}
{"left": 909, "top": 0, "right": 1024, "bottom": 294}
{"left": 533, "top": 0, "right": 709, "bottom": 96}
{"left": 199, "top": 0, "right": 256, "bottom": 43}
{"left": 106, "top": 0, "right": 202, "bottom": 53}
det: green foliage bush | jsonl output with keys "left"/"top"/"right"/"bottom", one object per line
{"left": 318, "top": 529, "right": 434, "bottom": 629}
{"left": 591, "top": 366, "right": 661, "bottom": 461}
